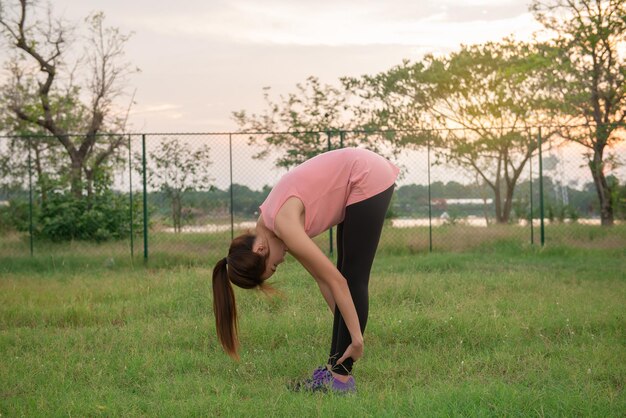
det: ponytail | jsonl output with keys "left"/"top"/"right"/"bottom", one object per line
{"left": 212, "top": 258, "right": 239, "bottom": 359}
{"left": 211, "top": 233, "right": 268, "bottom": 359}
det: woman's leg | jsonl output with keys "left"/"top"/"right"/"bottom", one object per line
{"left": 328, "top": 185, "right": 394, "bottom": 375}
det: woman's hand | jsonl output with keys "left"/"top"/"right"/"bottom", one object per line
{"left": 337, "top": 339, "right": 363, "bottom": 365}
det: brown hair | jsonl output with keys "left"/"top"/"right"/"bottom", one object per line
{"left": 212, "top": 233, "right": 268, "bottom": 360}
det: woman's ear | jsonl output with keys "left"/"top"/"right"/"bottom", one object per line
{"left": 252, "top": 239, "right": 266, "bottom": 255}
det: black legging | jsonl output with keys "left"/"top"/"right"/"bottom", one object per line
{"left": 329, "top": 184, "right": 395, "bottom": 375}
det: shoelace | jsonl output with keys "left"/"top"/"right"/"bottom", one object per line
{"left": 311, "top": 370, "right": 332, "bottom": 385}
{"left": 312, "top": 366, "right": 329, "bottom": 380}
{"left": 302, "top": 368, "right": 332, "bottom": 390}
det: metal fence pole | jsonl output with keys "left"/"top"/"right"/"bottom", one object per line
{"left": 427, "top": 137, "right": 433, "bottom": 252}
{"left": 327, "top": 131, "right": 333, "bottom": 257}
{"left": 142, "top": 134, "right": 149, "bottom": 262}
{"left": 27, "top": 137, "right": 34, "bottom": 257}
{"left": 229, "top": 133, "right": 234, "bottom": 241}
{"left": 128, "top": 134, "right": 134, "bottom": 259}
{"left": 538, "top": 127, "right": 545, "bottom": 247}
{"left": 529, "top": 129, "right": 534, "bottom": 246}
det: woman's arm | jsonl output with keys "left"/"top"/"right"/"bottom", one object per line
{"left": 299, "top": 260, "right": 335, "bottom": 313}
{"left": 315, "top": 279, "right": 336, "bottom": 313}
{"left": 274, "top": 199, "right": 363, "bottom": 364}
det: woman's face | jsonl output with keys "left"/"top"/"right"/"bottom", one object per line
{"left": 256, "top": 236, "right": 287, "bottom": 280}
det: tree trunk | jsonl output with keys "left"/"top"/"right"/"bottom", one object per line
{"left": 501, "top": 157, "right": 528, "bottom": 225}
{"left": 501, "top": 185, "right": 516, "bottom": 224}
{"left": 493, "top": 185, "right": 505, "bottom": 224}
{"left": 70, "top": 158, "right": 83, "bottom": 198}
{"left": 589, "top": 150, "right": 614, "bottom": 226}
{"left": 172, "top": 194, "right": 182, "bottom": 233}
{"left": 85, "top": 168, "right": 94, "bottom": 199}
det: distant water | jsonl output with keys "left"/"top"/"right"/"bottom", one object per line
{"left": 162, "top": 218, "right": 606, "bottom": 233}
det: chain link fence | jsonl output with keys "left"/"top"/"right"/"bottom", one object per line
{"left": 1, "top": 129, "right": 625, "bottom": 266}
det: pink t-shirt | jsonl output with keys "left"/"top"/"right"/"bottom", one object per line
{"left": 260, "top": 148, "right": 400, "bottom": 238}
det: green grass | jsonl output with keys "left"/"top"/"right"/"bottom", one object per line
{"left": 2, "top": 223, "right": 625, "bottom": 271}
{"left": 1, "top": 239, "right": 625, "bottom": 416}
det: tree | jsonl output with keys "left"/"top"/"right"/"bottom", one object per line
{"left": 356, "top": 40, "right": 551, "bottom": 223}
{"left": 531, "top": 0, "right": 626, "bottom": 226}
{"left": 0, "top": 112, "right": 73, "bottom": 205}
{"left": 0, "top": 1, "right": 138, "bottom": 198}
{"left": 342, "top": 59, "right": 437, "bottom": 147}
{"left": 233, "top": 76, "right": 394, "bottom": 168}
{"left": 141, "top": 138, "right": 213, "bottom": 233}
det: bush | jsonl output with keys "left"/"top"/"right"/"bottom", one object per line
{"left": 0, "top": 199, "right": 36, "bottom": 234}
{"left": 567, "top": 205, "right": 580, "bottom": 223}
{"left": 0, "top": 205, "right": 12, "bottom": 233}
{"left": 38, "top": 191, "right": 139, "bottom": 242}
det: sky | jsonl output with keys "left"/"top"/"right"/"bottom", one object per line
{"left": 0, "top": 0, "right": 544, "bottom": 133}
{"left": 9, "top": 1, "right": 597, "bottom": 191}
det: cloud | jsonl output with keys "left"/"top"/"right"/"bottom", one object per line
{"left": 441, "top": 0, "right": 521, "bottom": 5}
{"left": 130, "top": 103, "right": 183, "bottom": 120}
{"left": 129, "top": 1, "right": 539, "bottom": 49}
{"left": 1, "top": 0, "right": 544, "bottom": 133}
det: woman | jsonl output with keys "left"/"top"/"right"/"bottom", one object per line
{"left": 212, "top": 147, "right": 399, "bottom": 393}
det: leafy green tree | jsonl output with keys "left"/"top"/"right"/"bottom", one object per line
{"left": 141, "top": 138, "right": 213, "bottom": 233}
{"left": 0, "top": 1, "right": 138, "bottom": 198}
{"left": 357, "top": 40, "right": 551, "bottom": 223}
{"left": 431, "top": 41, "right": 550, "bottom": 223}
{"left": 342, "top": 59, "right": 437, "bottom": 147}
{"left": 531, "top": 0, "right": 626, "bottom": 226}
{"left": 233, "top": 76, "right": 394, "bottom": 168}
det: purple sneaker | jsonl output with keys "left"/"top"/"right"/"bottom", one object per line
{"left": 331, "top": 375, "right": 356, "bottom": 394}
{"left": 290, "top": 366, "right": 357, "bottom": 394}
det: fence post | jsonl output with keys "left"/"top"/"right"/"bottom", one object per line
{"left": 229, "top": 133, "right": 234, "bottom": 241}
{"left": 128, "top": 134, "right": 134, "bottom": 259}
{"left": 327, "top": 131, "right": 333, "bottom": 257}
{"left": 529, "top": 129, "right": 534, "bottom": 246}
{"left": 27, "top": 137, "right": 34, "bottom": 257}
{"left": 538, "top": 127, "right": 545, "bottom": 247}
{"left": 427, "top": 137, "right": 433, "bottom": 253}
{"left": 142, "top": 134, "right": 149, "bottom": 262}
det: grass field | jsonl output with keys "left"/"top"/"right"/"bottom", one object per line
{"left": 2, "top": 222, "right": 625, "bottom": 267}
{"left": 1, "top": 232, "right": 625, "bottom": 416}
